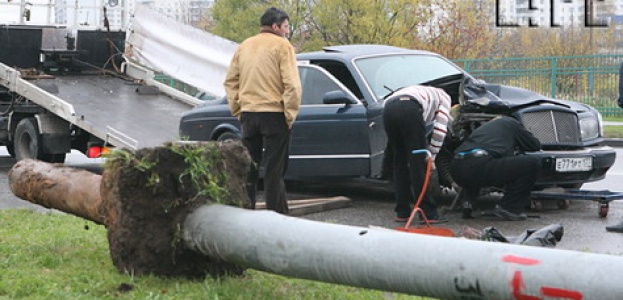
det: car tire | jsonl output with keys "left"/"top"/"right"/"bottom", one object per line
{"left": 217, "top": 132, "right": 241, "bottom": 142}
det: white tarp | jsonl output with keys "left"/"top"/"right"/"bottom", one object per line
{"left": 125, "top": 4, "right": 238, "bottom": 98}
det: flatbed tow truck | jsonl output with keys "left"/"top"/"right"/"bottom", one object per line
{"left": 0, "top": 3, "right": 205, "bottom": 163}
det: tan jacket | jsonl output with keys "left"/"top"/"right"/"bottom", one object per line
{"left": 224, "top": 32, "right": 302, "bottom": 127}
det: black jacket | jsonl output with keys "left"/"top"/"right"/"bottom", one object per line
{"left": 435, "top": 116, "right": 541, "bottom": 186}
{"left": 454, "top": 116, "right": 541, "bottom": 157}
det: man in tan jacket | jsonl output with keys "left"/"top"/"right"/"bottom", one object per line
{"left": 224, "top": 7, "right": 302, "bottom": 214}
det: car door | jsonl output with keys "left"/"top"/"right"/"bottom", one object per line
{"left": 287, "top": 64, "right": 370, "bottom": 178}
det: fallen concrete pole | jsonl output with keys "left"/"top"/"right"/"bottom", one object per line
{"left": 184, "top": 204, "right": 623, "bottom": 300}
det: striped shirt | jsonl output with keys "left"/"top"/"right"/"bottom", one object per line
{"left": 392, "top": 86, "right": 452, "bottom": 157}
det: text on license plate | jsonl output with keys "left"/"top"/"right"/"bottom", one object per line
{"left": 555, "top": 157, "right": 592, "bottom": 172}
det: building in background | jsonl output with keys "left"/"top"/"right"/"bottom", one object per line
{"left": 498, "top": 0, "right": 621, "bottom": 27}
{"left": 138, "top": 0, "right": 213, "bottom": 27}
{"left": 55, "top": 0, "right": 133, "bottom": 29}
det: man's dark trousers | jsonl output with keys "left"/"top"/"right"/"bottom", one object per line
{"left": 383, "top": 98, "right": 437, "bottom": 219}
{"left": 241, "top": 112, "right": 290, "bottom": 214}
{"left": 451, "top": 155, "right": 540, "bottom": 213}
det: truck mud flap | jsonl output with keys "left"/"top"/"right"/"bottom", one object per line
{"left": 35, "top": 114, "right": 70, "bottom": 153}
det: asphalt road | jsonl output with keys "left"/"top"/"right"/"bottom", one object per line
{"left": 2, "top": 147, "right": 623, "bottom": 255}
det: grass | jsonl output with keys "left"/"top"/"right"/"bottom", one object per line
{"left": 604, "top": 125, "right": 623, "bottom": 139}
{"left": 604, "top": 116, "right": 623, "bottom": 138}
{"left": 0, "top": 209, "right": 428, "bottom": 300}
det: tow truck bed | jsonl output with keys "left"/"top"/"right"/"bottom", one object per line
{"left": 31, "top": 74, "right": 193, "bottom": 150}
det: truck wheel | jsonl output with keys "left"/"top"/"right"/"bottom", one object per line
{"left": 14, "top": 118, "right": 43, "bottom": 161}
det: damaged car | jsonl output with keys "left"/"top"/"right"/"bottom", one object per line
{"left": 178, "top": 45, "right": 615, "bottom": 194}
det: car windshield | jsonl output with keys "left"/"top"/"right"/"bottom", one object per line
{"left": 354, "top": 54, "right": 463, "bottom": 101}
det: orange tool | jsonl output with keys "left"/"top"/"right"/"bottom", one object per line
{"left": 395, "top": 149, "right": 455, "bottom": 237}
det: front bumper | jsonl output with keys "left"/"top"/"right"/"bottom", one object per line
{"left": 526, "top": 145, "right": 616, "bottom": 188}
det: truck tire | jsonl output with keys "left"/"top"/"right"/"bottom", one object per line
{"left": 14, "top": 118, "right": 44, "bottom": 162}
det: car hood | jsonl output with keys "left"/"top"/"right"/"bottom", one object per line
{"left": 461, "top": 77, "right": 590, "bottom": 113}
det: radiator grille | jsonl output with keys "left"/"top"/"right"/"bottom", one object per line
{"left": 521, "top": 110, "right": 580, "bottom": 144}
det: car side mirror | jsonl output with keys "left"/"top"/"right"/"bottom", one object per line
{"left": 323, "top": 90, "right": 357, "bottom": 105}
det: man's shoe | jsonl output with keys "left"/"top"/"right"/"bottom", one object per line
{"left": 493, "top": 206, "right": 527, "bottom": 221}
{"left": 606, "top": 222, "right": 623, "bottom": 233}
{"left": 462, "top": 201, "right": 474, "bottom": 219}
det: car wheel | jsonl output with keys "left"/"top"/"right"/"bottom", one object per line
{"left": 217, "top": 132, "right": 241, "bottom": 142}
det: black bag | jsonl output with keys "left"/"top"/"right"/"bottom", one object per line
{"left": 479, "top": 224, "right": 564, "bottom": 248}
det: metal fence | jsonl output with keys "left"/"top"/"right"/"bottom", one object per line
{"left": 454, "top": 55, "right": 623, "bottom": 117}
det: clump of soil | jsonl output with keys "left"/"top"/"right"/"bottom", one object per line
{"left": 100, "top": 141, "right": 251, "bottom": 278}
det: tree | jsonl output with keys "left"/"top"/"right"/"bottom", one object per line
{"left": 206, "top": 0, "right": 310, "bottom": 47}
{"left": 407, "top": 0, "right": 498, "bottom": 59}
{"left": 207, "top": 0, "right": 267, "bottom": 43}
{"left": 204, "top": 0, "right": 618, "bottom": 60}
{"left": 303, "top": 0, "right": 432, "bottom": 51}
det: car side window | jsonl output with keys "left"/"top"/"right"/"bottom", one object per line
{"left": 298, "top": 66, "right": 345, "bottom": 105}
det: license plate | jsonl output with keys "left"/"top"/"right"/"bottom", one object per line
{"left": 555, "top": 157, "right": 592, "bottom": 172}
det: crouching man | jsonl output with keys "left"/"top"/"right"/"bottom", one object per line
{"left": 449, "top": 115, "right": 542, "bottom": 221}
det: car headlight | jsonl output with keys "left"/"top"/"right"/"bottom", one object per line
{"left": 579, "top": 116, "right": 600, "bottom": 140}
{"left": 598, "top": 111, "right": 604, "bottom": 137}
